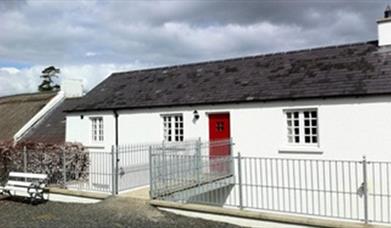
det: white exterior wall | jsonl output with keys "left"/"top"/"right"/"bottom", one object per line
{"left": 66, "top": 96, "right": 391, "bottom": 161}
{"left": 66, "top": 111, "right": 116, "bottom": 152}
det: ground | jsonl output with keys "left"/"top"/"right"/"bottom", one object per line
{"left": 0, "top": 196, "right": 240, "bottom": 228}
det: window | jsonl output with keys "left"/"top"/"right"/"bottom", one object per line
{"left": 286, "top": 110, "right": 318, "bottom": 145}
{"left": 91, "top": 117, "right": 104, "bottom": 142}
{"left": 163, "top": 114, "right": 184, "bottom": 142}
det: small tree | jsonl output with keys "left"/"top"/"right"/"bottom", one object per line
{"left": 38, "top": 66, "right": 61, "bottom": 92}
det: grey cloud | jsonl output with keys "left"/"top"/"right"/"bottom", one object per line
{"left": 0, "top": 0, "right": 390, "bottom": 96}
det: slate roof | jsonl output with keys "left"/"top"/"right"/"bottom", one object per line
{"left": 0, "top": 92, "right": 57, "bottom": 141}
{"left": 21, "top": 98, "right": 81, "bottom": 144}
{"left": 66, "top": 40, "right": 391, "bottom": 112}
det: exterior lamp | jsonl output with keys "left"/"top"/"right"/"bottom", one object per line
{"left": 193, "top": 110, "right": 200, "bottom": 121}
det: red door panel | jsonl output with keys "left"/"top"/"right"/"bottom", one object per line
{"left": 209, "top": 113, "right": 230, "bottom": 157}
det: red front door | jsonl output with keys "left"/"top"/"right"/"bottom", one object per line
{"left": 208, "top": 113, "right": 231, "bottom": 157}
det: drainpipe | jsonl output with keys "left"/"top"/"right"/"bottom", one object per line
{"left": 113, "top": 110, "right": 119, "bottom": 194}
{"left": 113, "top": 110, "right": 119, "bottom": 147}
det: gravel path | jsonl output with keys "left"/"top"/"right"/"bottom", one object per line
{"left": 0, "top": 196, "right": 241, "bottom": 228}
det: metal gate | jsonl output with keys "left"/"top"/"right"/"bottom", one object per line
{"left": 115, "top": 144, "right": 152, "bottom": 192}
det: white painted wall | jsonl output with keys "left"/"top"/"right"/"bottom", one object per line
{"left": 378, "top": 19, "right": 391, "bottom": 46}
{"left": 66, "top": 111, "right": 116, "bottom": 152}
{"left": 66, "top": 96, "right": 391, "bottom": 161}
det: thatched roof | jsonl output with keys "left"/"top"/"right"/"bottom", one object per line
{"left": 0, "top": 92, "right": 56, "bottom": 142}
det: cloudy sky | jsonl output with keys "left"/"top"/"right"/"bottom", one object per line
{"left": 0, "top": 0, "right": 389, "bottom": 96}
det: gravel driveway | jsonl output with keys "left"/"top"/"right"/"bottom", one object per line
{"left": 0, "top": 196, "right": 241, "bottom": 228}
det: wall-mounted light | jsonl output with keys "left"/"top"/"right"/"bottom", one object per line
{"left": 193, "top": 110, "right": 200, "bottom": 122}
{"left": 80, "top": 115, "right": 84, "bottom": 120}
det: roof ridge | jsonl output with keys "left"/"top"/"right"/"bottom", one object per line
{"left": 0, "top": 91, "right": 56, "bottom": 100}
{"left": 0, "top": 92, "right": 57, "bottom": 104}
{"left": 112, "top": 40, "right": 378, "bottom": 76}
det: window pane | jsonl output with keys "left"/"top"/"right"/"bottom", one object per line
{"left": 305, "top": 136, "right": 311, "bottom": 143}
{"left": 312, "top": 136, "right": 318, "bottom": 143}
{"left": 304, "top": 120, "right": 310, "bottom": 126}
{"left": 295, "top": 136, "right": 300, "bottom": 143}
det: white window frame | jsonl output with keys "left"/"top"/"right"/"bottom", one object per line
{"left": 284, "top": 109, "right": 319, "bottom": 147}
{"left": 90, "top": 117, "right": 104, "bottom": 143}
{"left": 162, "top": 114, "right": 184, "bottom": 142}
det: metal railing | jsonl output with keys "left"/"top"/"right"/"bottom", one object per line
{"left": 150, "top": 139, "right": 234, "bottom": 199}
{"left": 150, "top": 152, "right": 391, "bottom": 225}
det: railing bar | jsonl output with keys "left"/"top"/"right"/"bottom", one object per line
{"left": 254, "top": 159, "right": 262, "bottom": 208}
{"left": 282, "top": 159, "right": 286, "bottom": 212}
{"left": 373, "top": 163, "right": 376, "bottom": 221}
{"left": 253, "top": 158, "right": 256, "bottom": 209}
{"left": 316, "top": 160, "right": 320, "bottom": 215}
{"left": 323, "top": 160, "right": 327, "bottom": 216}
{"left": 287, "top": 159, "right": 291, "bottom": 212}
{"left": 355, "top": 162, "right": 359, "bottom": 220}
{"left": 380, "top": 163, "right": 383, "bottom": 222}
{"left": 388, "top": 163, "right": 390, "bottom": 223}
{"left": 271, "top": 158, "right": 275, "bottom": 210}
{"left": 342, "top": 161, "right": 346, "bottom": 218}
{"left": 276, "top": 158, "right": 280, "bottom": 211}
{"left": 266, "top": 158, "right": 269, "bottom": 209}
{"left": 303, "top": 160, "right": 307, "bottom": 214}
{"left": 336, "top": 161, "right": 340, "bottom": 217}
{"left": 329, "top": 160, "right": 333, "bottom": 217}
{"left": 349, "top": 161, "right": 353, "bottom": 219}
{"left": 299, "top": 160, "right": 303, "bottom": 213}
{"left": 260, "top": 158, "right": 264, "bottom": 210}
{"left": 293, "top": 160, "right": 297, "bottom": 213}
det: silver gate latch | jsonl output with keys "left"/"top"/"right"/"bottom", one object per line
{"left": 357, "top": 182, "right": 365, "bottom": 198}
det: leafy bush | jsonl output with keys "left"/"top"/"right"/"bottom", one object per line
{"left": 0, "top": 141, "right": 88, "bottom": 186}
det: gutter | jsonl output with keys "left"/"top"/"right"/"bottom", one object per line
{"left": 13, "top": 91, "right": 65, "bottom": 143}
{"left": 63, "top": 92, "right": 391, "bottom": 114}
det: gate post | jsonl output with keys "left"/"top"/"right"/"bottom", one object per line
{"left": 196, "top": 138, "right": 201, "bottom": 185}
{"left": 237, "top": 152, "right": 243, "bottom": 210}
{"left": 149, "top": 146, "right": 153, "bottom": 199}
{"left": 111, "top": 146, "right": 116, "bottom": 195}
{"left": 362, "top": 156, "right": 369, "bottom": 224}
{"left": 115, "top": 145, "right": 119, "bottom": 194}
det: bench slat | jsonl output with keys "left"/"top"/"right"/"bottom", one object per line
{"left": 9, "top": 172, "right": 47, "bottom": 179}
{"left": 4, "top": 186, "right": 42, "bottom": 193}
{"left": 6, "top": 180, "right": 33, "bottom": 187}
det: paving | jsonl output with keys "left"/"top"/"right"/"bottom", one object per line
{"left": 0, "top": 195, "right": 240, "bottom": 228}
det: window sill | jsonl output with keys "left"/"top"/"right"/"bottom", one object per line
{"left": 85, "top": 144, "right": 105, "bottom": 149}
{"left": 278, "top": 146, "right": 323, "bottom": 154}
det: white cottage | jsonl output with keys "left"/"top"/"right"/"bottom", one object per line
{"left": 66, "top": 9, "right": 391, "bottom": 162}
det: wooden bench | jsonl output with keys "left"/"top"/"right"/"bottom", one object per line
{"left": 0, "top": 172, "right": 48, "bottom": 203}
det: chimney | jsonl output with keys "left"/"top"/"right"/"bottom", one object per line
{"left": 61, "top": 79, "right": 84, "bottom": 98}
{"left": 378, "top": 5, "right": 391, "bottom": 46}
